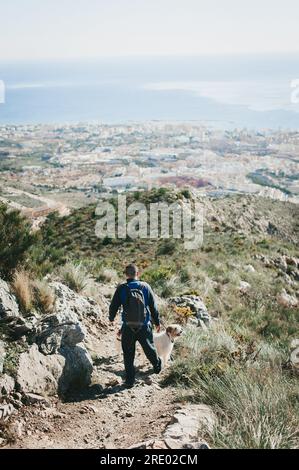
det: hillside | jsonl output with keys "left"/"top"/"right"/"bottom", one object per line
{"left": 0, "top": 189, "right": 298, "bottom": 449}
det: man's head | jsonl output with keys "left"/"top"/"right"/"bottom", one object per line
{"left": 125, "top": 264, "right": 139, "bottom": 280}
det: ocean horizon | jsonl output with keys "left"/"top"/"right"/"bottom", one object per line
{"left": 0, "top": 54, "right": 299, "bottom": 129}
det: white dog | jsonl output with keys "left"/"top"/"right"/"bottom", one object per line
{"left": 154, "top": 324, "right": 183, "bottom": 368}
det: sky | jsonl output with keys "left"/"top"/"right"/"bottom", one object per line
{"left": 0, "top": 0, "right": 299, "bottom": 61}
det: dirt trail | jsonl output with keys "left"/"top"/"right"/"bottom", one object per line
{"left": 7, "top": 326, "right": 179, "bottom": 449}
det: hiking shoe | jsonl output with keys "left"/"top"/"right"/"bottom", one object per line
{"left": 124, "top": 380, "right": 135, "bottom": 389}
{"left": 153, "top": 359, "right": 162, "bottom": 375}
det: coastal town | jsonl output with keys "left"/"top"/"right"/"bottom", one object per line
{"left": 0, "top": 122, "right": 298, "bottom": 221}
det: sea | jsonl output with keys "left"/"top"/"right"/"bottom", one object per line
{"left": 0, "top": 54, "right": 299, "bottom": 129}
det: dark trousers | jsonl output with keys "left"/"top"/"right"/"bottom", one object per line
{"left": 121, "top": 323, "right": 161, "bottom": 383}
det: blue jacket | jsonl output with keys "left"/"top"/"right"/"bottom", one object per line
{"left": 109, "top": 279, "right": 160, "bottom": 327}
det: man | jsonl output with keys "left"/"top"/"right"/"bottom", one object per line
{"left": 109, "top": 264, "right": 162, "bottom": 388}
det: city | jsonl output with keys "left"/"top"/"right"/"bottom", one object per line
{"left": 0, "top": 122, "right": 298, "bottom": 225}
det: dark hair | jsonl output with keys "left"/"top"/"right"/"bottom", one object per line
{"left": 125, "top": 264, "right": 138, "bottom": 278}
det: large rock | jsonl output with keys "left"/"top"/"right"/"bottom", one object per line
{"left": 169, "top": 295, "right": 211, "bottom": 325}
{"left": 35, "top": 313, "right": 87, "bottom": 355}
{"left": 16, "top": 345, "right": 65, "bottom": 396}
{"left": 58, "top": 345, "right": 93, "bottom": 395}
{"left": 0, "top": 279, "right": 19, "bottom": 319}
{"left": 16, "top": 343, "right": 93, "bottom": 397}
{"left": 34, "top": 282, "right": 104, "bottom": 355}
{"left": 164, "top": 405, "right": 215, "bottom": 445}
{"left": 0, "top": 341, "right": 5, "bottom": 374}
{"left": 130, "top": 405, "right": 215, "bottom": 449}
{"left": 50, "top": 282, "right": 103, "bottom": 320}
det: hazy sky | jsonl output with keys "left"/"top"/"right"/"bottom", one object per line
{"left": 1, "top": 0, "right": 299, "bottom": 60}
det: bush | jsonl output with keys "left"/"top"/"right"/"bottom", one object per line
{"left": 11, "top": 270, "right": 33, "bottom": 315}
{"left": 157, "top": 239, "right": 177, "bottom": 256}
{"left": 160, "top": 275, "right": 182, "bottom": 298}
{"left": 195, "top": 368, "right": 299, "bottom": 449}
{"left": 58, "top": 262, "right": 90, "bottom": 293}
{"left": 96, "top": 267, "right": 119, "bottom": 284}
{"left": 142, "top": 265, "right": 173, "bottom": 287}
{"left": 165, "top": 323, "right": 299, "bottom": 449}
{"left": 0, "top": 204, "right": 36, "bottom": 280}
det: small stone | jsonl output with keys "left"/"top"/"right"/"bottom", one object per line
{"left": 239, "top": 281, "right": 251, "bottom": 293}
{"left": 12, "top": 421, "right": 24, "bottom": 438}
{"left": 184, "top": 442, "right": 210, "bottom": 449}
{"left": 152, "top": 440, "right": 168, "bottom": 449}
{"left": 165, "top": 438, "right": 183, "bottom": 449}
{"left": 244, "top": 264, "right": 255, "bottom": 273}
{"left": 24, "top": 393, "right": 50, "bottom": 406}
{"left": 105, "top": 377, "right": 121, "bottom": 387}
{"left": 87, "top": 405, "right": 100, "bottom": 414}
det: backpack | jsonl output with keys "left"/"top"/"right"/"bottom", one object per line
{"left": 122, "top": 283, "right": 148, "bottom": 330}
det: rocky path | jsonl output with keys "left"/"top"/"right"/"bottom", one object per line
{"left": 6, "top": 326, "right": 179, "bottom": 449}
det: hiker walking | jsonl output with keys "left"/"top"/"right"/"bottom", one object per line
{"left": 109, "top": 264, "right": 162, "bottom": 388}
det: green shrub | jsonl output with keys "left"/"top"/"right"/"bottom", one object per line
{"left": 157, "top": 239, "right": 177, "bottom": 256}
{"left": 0, "top": 204, "right": 36, "bottom": 280}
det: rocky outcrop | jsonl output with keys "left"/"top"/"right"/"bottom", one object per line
{"left": 34, "top": 311, "right": 87, "bottom": 355}
{"left": 32, "top": 282, "right": 105, "bottom": 355}
{"left": 257, "top": 254, "right": 299, "bottom": 281}
{"left": 277, "top": 290, "right": 298, "bottom": 308}
{"left": 50, "top": 282, "right": 103, "bottom": 321}
{"left": 169, "top": 295, "right": 211, "bottom": 325}
{"left": 130, "top": 404, "right": 215, "bottom": 449}
{"left": 16, "top": 341, "right": 93, "bottom": 398}
{"left": 0, "top": 279, "right": 19, "bottom": 319}
{"left": 0, "top": 278, "right": 99, "bottom": 399}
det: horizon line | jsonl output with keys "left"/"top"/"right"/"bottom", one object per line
{"left": 1, "top": 51, "right": 299, "bottom": 63}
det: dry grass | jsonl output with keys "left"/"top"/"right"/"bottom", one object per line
{"left": 58, "top": 262, "right": 90, "bottom": 293}
{"left": 11, "top": 270, "right": 33, "bottom": 315}
{"left": 96, "top": 267, "right": 119, "bottom": 284}
{"left": 166, "top": 323, "right": 299, "bottom": 449}
{"left": 32, "top": 279, "right": 56, "bottom": 314}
